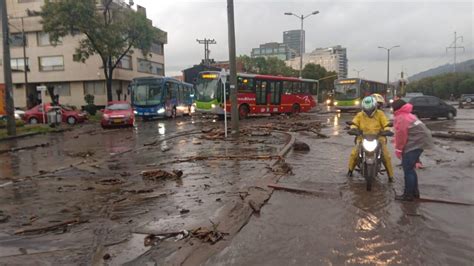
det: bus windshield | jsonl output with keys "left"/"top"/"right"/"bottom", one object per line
{"left": 335, "top": 83, "right": 359, "bottom": 100}
{"left": 132, "top": 81, "right": 163, "bottom": 106}
{"left": 196, "top": 76, "right": 219, "bottom": 102}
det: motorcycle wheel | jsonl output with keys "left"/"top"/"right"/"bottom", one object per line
{"left": 364, "top": 163, "right": 376, "bottom": 191}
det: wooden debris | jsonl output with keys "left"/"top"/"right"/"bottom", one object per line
{"left": 190, "top": 226, "right": 227, "bottom": 244}
{"left": 141, "top": 169, "right": 183, "bottom": 180}
{"left": 432, "top": 130, "right": 474, "bottom": 141}
{"left": 14, "top": 219, "right": 88, "bottom": 235}
{"left": 0, "top": 143, "right": 50, "bottom": 154}
{"left": 96, "top": 178, "right": 125, "bottom": 186}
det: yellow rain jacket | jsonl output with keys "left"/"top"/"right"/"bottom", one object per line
{"left": 348, "top": 110, "right": 394, "bottom": 178}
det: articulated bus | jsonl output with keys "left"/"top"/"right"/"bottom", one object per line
{"left": 333, "top": 78, "right": 388, "bottom": 111}
{"left": 130, "top": 77, "right": 194, "bottom": 120}
{"left": 194, "top": 71, "right": 317, "bottom": 118}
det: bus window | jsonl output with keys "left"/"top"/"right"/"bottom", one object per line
{"left": 292, "top": 82, "right": 301, "bottom": 94}
{"left": 301, "top": 82, "right": 311, "bottom": 94}
{"left": 283, "top": 81, "right": 292, "bottom": 94}
{"left": 255, "top": 80, "right": 267, "bottom": 105}
{"left": 270, "top": 81, "right": 282, "bottom": 105}
{"left": 238, "top": 77, "right": 254, "bottom": 93}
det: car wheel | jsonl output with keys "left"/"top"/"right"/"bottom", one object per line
{"left": 292, "top": 104, "right": 301, "bottom": 114}
{"left": 29, "top": 117, "right": 39, "bottom": 124}
{"left": 67, "top": 116, "right": 77, "bottom": 125}
{"left": 447, "top": 112, "right": 454, "bottom": 120}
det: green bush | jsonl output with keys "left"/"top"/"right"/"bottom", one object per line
{"left": 0, "top": 119, "right": 25, "bottom": 129}
{"left": 84, "top": 94, "right": 97, "bottom": 115}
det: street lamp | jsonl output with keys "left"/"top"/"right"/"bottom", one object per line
{"left": 284, "top": 10, "right": 319, "bottom": 78}
{"left": 378, "top": 45, "right": 400, "bottom": 97}
{"left": 353, "top": 68, "right": 364, "bottom": 78}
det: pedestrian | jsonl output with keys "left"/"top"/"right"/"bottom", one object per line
{"left": 392, "top": 99, "right": 433, "bottom": 201}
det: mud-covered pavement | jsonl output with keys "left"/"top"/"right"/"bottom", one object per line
{"left": 1, "top": 109, "right": 473, "bottom": 265}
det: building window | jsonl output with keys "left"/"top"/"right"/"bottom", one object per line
{"left": 10, "top": 33, "right": 26, "bottom": 47}
{"left": 117, "top": 55, "right": 132, "bottom": 70}
{"left": 11, "top": 58, "right": 29, "bottom": 72}
{"left": 150, "top": 42, "right": 163, "bottom": 55}
{"left": 37, "top": 32, "right": 62, "bottom": 46}
{"left": 18, "top": 0, "right": 41, "bottom": 3}
{"left": 39, "top": 56, "right": 64, "bottom": 71}
{"left": 84, "top": 81, "right": 106, "bottom": 96}
{"left": 137, "top": 58, "right": 164, "bottom": 75}
{"left": 46, "top": 83, "right": 71, "bottom": 96}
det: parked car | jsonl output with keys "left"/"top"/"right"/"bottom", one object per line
{"left": 407, "top": 95, "right": 457, "bottom": 120}
{"left": 101, "top": 101, "right": 135, "bottom": 128}
{"left": 459, "top": 94, "right": 474, "bottom": 109}
{"left": 23, "top": 103, "right": 88, "bottom": 125}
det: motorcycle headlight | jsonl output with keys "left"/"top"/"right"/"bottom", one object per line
{"left": 362, "top": 139, "right": 378, "bottom": 152}
{"left": 157, "top": 108, "right": 165, "bottom": 114}
{"left": 326, "top": 99, "right": 331, "bottom": 104}
{"left": 389, "top": 99, "right": 394, "bottom": 103}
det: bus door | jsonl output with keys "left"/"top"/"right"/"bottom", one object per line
{"left": 268, "top": 81, "right": 282, "bottom": 113}
{"left": 255, "top": 80, "right": 268, "bottom": 111}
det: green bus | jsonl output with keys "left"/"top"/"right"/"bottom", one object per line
{"left": 333, "top": 78, "right": 388, "bottom": 111}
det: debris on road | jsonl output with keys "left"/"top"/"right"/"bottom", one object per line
{"left": 293, "top": 141, "right": 310, "bottom": 151}
{"left": 67, "top": 151, "right": 95, "bottom": 158}
{"left": 432, "top": 130, "right": 474, "bottom": 141}
{"left": 0, "top": 210, "right": 9, "bottom": 223}
{"left": 141, "top": 169, "right": 183, "bottom": 180}
{"left": 180, "top": 209, "right": 190, "bottom": 214}
{"left": 190, "top": 225, "right": 227, "bottom": 244}
{"left": 96, "top": 178, "right": 125, "bottom": 186}
{"left": 14, "top": 219, "right": 88, "bottom": 235}
{"left": 0, "top": 143, "right": 50, "bottom": 154}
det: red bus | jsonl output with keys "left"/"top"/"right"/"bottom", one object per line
{"left": 194, "top": 71, "right": 317, "bottom": 118}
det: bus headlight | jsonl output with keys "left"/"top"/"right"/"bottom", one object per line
{"left": 211, "top": 104, "right": 216, "bottom": 109}
{"left": 334, "top": 101, "right": 338, "bottom": 106}
{"left": 157, "top": 108, "right": 165, "bottom": 114}
{"left": 355, "top": 100, "right": 360, "bottom": 106}
{"left": 326, "top": 99, "right": 331, "bottom": 104}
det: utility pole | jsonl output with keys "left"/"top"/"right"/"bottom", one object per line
{"left": 1, "top": 0, "right": 16, "bottom": 136}
{"left": 378, "top": 45, "right": 400, "bottom": 98}
{"left": 353, "top": 68, "right": 364, "bottom": 78}
{"left": 196, "top": 38, "right": 216, "bottom": 66}
{"left": 446, "top": 31, "right": 464, "bottom": 73}
{"left": 226, "top": 0, "right": 239, "bottom": 136}
{"left": 21, "top": 17, "right": 28, "bottom": 103}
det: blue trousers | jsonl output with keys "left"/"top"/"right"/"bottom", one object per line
{"left": 402, "top": 149, "right": 423, "bottom": 197}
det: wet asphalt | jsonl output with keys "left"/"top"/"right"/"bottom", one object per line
{"left": 0, "top": 108, "right": 473, "bottom": 265}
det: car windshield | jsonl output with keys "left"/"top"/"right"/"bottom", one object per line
{"left": 106, "top": 103, "right": 130, "bottom": 110}
{"left": 196, "top": 76, "right": 219, "bottom": 102}
{"left": 132, "top": 80, "right": 163, "bottom": 106}
{"left": 334, "top": 83, "right": 359, "bottom": 100}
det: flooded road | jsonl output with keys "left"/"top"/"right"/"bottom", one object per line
{"left": 207, "top": 110, "right": 474, "bottom": 265}
{"left": 0, "top": 109, "right": 473, "bottom": 265}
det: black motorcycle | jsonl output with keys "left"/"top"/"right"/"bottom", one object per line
{"left": 347, "top": 121, "right": 393, "bottom": 191}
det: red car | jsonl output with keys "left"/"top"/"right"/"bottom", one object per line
{"left": 101, "top": 101, "right": 135, "bottom": 128}
{"left": 24, "top": 103, "right": 88, "bottom": 125}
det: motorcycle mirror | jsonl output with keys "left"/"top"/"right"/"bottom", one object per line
{"left": 346, "top": 121, "right": 354, "bottom": 126}
{"left": 381, "top": 131, "right": 394, "bottom": 137}
{"left": 386, "top": 122, "right": 393, "bottom": 127}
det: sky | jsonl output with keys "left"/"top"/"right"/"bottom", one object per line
{"left": 134, "top": 0, "right": 473, "bottom": 81}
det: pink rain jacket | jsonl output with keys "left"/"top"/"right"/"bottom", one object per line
{"left": 393, "top": 103, "right": 433, "bottom": 158}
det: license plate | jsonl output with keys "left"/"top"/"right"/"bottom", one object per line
{"left": 113, "top": 119, "right": 122, "bottom": 124}
{"left": 144, "top": 112, "right": 150, "bottom": 115}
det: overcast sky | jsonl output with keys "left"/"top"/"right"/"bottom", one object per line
{"left": 134, "top": 0, "right": 473, "bottom": 81}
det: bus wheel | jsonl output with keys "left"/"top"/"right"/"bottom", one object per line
{"left": 239, "top": 104, "right": 249, "bottom": 119}
{"left": 292, "top": 104, "right": 301, "bottom": 114}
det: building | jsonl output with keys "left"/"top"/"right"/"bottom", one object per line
{"left": 250, "top": 42, "right": 296, "bottom": 61}
{"left": 283, "top": 30, "right": 305, "bottom": 57}
{"left": 286, "top": 45, "right": 348, "bottom": 78}
{"left": 0, "top": 0, "right": 167, "bottom": 108}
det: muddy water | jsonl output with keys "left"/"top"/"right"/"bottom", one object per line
{"left": 207, "top": 111, "right": 474, "bottom": 265}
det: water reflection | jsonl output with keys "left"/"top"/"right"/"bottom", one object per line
{"left": 158, "top": 123, "right": 166, "bottom": 135}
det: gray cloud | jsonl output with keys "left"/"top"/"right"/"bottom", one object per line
{"left": 136, "top": 0, "right": 473, "bottom": 81}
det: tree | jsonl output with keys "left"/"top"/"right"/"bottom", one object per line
{"left": 237, "top": 56, "right": 297, "bottom": 77}
{"left": 41, "top": 0, "right": 164, "bottom": 101}
{"left": 301, "top": 63, "right": 327, "bottom": 80}
{"left": 406, "top": 72, "right": 474, "bottom": 98}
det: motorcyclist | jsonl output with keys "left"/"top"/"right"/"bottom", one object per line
{"left": 347, "top": 96, "right": 395, "bottom": 182}
{"left": 371, "top": 93, "right": 385, "bottom": 109}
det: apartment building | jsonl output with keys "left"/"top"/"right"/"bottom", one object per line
{"left": 286, "top": 45, "right": 348, "bottom": 78}
{"left": 251, "top": 42, "right": 296, "bottom": 61}
{"left": 1, "top": 0, "right": 167, "bottom": 108}
{"left": 283, "top": 30, "right": 304, "bottom": 57}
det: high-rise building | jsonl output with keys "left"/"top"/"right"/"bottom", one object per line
{"left": 250, "top": 42, "right": 296, "bottom": 61}
{"left": 285, "top": 45, "right": 348, "bottom": 78}
{"left": 283, "top": 30, "right": 305, "bottom": 57}
{"left": 0, "top": 0, "right": 167, "bottom": 108}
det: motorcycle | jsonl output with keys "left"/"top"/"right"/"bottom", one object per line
{"left": 346, "top": 121, "right": 394, "bottom": 191}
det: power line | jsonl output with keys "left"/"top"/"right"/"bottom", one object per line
{"left": 196, "top": 38, "right": 216, "bottom": 66}
{"left": 446, "top": 31, "right": 465, "bottom": 72}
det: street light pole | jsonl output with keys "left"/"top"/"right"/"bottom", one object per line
{"left": 1, "top": 0, "right": 16, "bottom": 136}
{"left": 353, "top": 68, "right": 364, "bottom": 78}
{"left": 284, "top": 11, "right": 319, "bottom": 78}
{"left": 378, "top": 45, "right": 400, "bottom": 97}
{"left": 226, "top": 0, "right": 239, "bottom": 136}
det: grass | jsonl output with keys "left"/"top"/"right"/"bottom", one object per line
{"left": 87, "top": 113, "right": 102, "bottom": 123}
{"left": 0, "top": 124, "right": 54, "bottom": 139}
